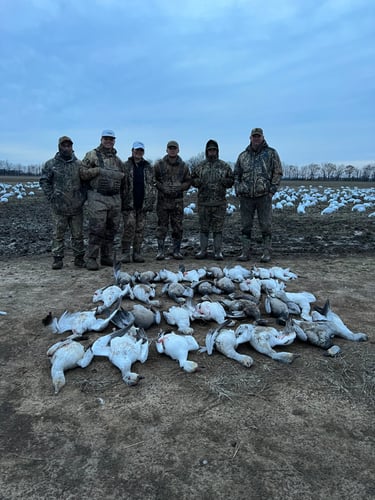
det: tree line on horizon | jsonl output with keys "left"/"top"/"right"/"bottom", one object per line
{"left": 1, "top": 157, "right": 374, "bottom": 182}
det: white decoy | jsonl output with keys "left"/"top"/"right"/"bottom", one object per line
{"left": 203, "top": 320, "right": 254, "bottom": 367}
{"left": 312, "top": 300, "right": 368, "bottom": 342}
{"left": 93, "top": 284, "right": 133, "bottom": 313}
{"left": 163, "top": 303, "right": 195, "bottom": 335}
{"left": 193, "top": 300, "right": 227, "bottom": 324}
{"left": 47, "top": 336, "right": 94, "bottom": 394}
{"left": 156, "top": 331, "right": 199, "bottom": 372}
{"left": 50, "top": 305, "right": 120, "bottom": 336}
{"left": 91, "top": 326, "right": 149, "bottom": 385}
{"left": 236, "top": 322, "right": 298, "bottom": 364}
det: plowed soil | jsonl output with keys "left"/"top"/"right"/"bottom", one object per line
{"left": 0, "top": 182, "right": 374, "bottom": 500}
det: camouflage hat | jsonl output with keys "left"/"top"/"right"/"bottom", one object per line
{"left": 58, "top": 136, "right": 73, "bottom": 146}
{"left": 167, "top": 140, "right": 179, "bottom": 148}
{"left": 251, "top": 128, "right": 264, "bottom": 136}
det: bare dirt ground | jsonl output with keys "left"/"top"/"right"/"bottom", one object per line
{"left": 0, "top": 184, "right": 374, "bottom": 500}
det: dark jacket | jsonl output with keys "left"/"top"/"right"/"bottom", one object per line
{"left": 122, "top": 157, "right": 156, "bottom": 212}
{"left": 40, "top": 152, "right": 86, "bottom": 215}
{"left": 234, "top": 140, "right": 283, "bottom": 198}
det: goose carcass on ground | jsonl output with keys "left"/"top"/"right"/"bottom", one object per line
{"left": 50, "top": 304, "right": 120, "bottom": 336}
{"left": 91, "top": 325, "right": 149, "bottom": 385}
{"left": 156, "top": 331, "right": 199, "bottom": 372}
{"left": 235, "top": 321, "right": 298, "bottom": 364}
{"left": 202, "top": 320, "right": 254, "bottom": 367}
{"left": 47, "top": 336, "right": 94, "bottom": 394}
{"left": 163, "top": 303, "right": 195, "bottom": 335}
{"left": 312, "top": 299, "right": 368, "bottom": 342}
{"left": 193, "top": 300, "right": 227, "bottom": 324}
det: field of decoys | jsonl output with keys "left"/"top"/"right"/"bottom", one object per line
{"left": 1, "top": 175, "right": 374, "bottom": 500}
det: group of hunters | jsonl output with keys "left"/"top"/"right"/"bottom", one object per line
{"left": 39, "top": 128, "right": 283, "bottom": 270}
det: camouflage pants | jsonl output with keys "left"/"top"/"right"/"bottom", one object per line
{"left": 86, "top": 191, "right": 122, "bottom": 259}
{"left": 239, "top": 194, "right": 272, "bottom": 239}
{"left": 198, "top": 204, "right": 226, "bottom": 233}
{"left": 156, "top": 199, "right": 183, "bottom": 240}
{"left": 51, "top": 211, "right": 84, "bottom": 258}
{"left": 122, "top": 209, "right": 146, "bottom": 249}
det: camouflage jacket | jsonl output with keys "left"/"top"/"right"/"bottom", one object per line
{"left": 122, "top": 157, "right": 156, "bottom": 212}
{"left": 40, "top": 152, "right": 86, "bottom": 215}
{"left": 234, "top": 140, "right": 283, "bottom": 198}
{"left": 80, "top": 145, "right": 124, "bottom": 195}
{"left": 154, "top": 155, "right": 191, "bottom": 201}
{"left": 191, "top": 159, "right": 234, "bottom": 207}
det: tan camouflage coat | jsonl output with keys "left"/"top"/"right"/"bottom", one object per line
{"left": 234, "top": 140, "right": 283, "bottom": 198}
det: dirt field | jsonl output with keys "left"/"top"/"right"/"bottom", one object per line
{"left": 1, "top": 182, "right": 374, "bottom": 499}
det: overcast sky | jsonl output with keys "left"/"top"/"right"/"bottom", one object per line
{"left": 0, "top": 0, "right": 374, "bottom": 167}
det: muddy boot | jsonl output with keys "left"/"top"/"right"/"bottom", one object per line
{"left": 86, "top": 258, "right": 99, "bottom": 271}
{"left": 237, "top": 236, "right": 251, "bottom": 262}
{"left": 133, "top": 243, "right": 145, "bottom": 263}
{"left": 213, "top": 233, "right": 224, "bottom": 261}
{"left": 74, "top": 255, "right": 85, "bottom": 268}
{"left": 101, "top": 244, "right": 114, "bottom": 266}
{"left": 156, "top": 239, "right": 165, "bottom": 260}
{"left": 121, "top": 243, "right": 131, "bottom": 263}
{"left": 195, "top": 232, "right": 208, "bottom": 259}
{"left": 260, "top": 235, "right": 272, "bottom": 263}
{"left": 52, "top": 256, "right": 63, "bottom": 270}
{"left": 172, "top": 240, "right": 183, "bottom": 260}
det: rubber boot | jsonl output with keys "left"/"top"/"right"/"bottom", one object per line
{"left": 173, "top": 240, "right": 183, "bottom": 260}
{"left": 121, "top": 243, "right": 131, "bottom": 263}
{"left": 74, "top": 255, "right": 85, "bottom": 268}
{"left": 86, "top": 258, "right": 99, "bottom": 271}
{"left": 213, "top": 233, "right": 224, "bottom": 261}
{"left": 195, "top": 232, "right": 209, "bottom": 259}
{"left": 237, "top": 236, "right": 251, "bottom": 262}
{"left": 156, "top": 239, "right": 165, "bottom": 260}
{"left": 101, "top": 244, "right": 114, "bottom": 266}
{"left": 133, "top": 243, "right": 145, "bottom": 263}
{"left": 52, "top": 256, "right": 63, "bottom": 270}
{"left": 260, "top": 235, "right": 272, "bottom": 263}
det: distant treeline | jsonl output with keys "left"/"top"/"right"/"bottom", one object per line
{"left": 1, "top": 158, "right": 375, "bottom": 181}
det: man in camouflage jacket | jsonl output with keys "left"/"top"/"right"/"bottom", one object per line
{"left": 80, "top": 130, "right": 124, "bottom": 271}
{"left": 121, "top": 141, "right": 156, "bottom": 263}
{"left": 234, "top": 127, "right": 283, "bottom": 262}
{"left": 191, "top": 139, "right": 234, "bottom": 260}
{"left": 154, "top": 140, "right": 191, "bottom": 260}
{"left": 40, "top": 136, "right": 86, "bottom": 270}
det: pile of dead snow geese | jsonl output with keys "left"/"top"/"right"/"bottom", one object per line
{"left": 44, "top": 262, "right": 368, "bottom": 394}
